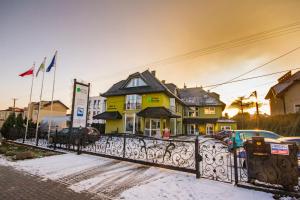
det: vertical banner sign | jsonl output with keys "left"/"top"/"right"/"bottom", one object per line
{"left": 71, "top": 79, "right": 90, "bottom": 128}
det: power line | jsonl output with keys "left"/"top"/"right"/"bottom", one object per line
{"left": 210, "top": 46, "right": 300, "bottom": 90}
{"left": 203, "top": 67, "right": 300, "bottom": 88}
{"left": 149, "top": 26, "right": 300, "bottom": 66}
{"left": 91, "top": 21, "right": 300, "bottom": 82}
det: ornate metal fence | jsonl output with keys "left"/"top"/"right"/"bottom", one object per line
{"left": 12, "top": 131, "right": 300, "bottom": 194}
{"left": 81, "top": 134, "right": 196, "bottom": 173}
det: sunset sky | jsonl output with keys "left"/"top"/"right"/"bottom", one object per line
{"left": 1, "top": 0, "right": 300, "bottom": 116}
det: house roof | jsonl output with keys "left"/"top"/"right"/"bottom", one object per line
{"left": 183, "top": 118, "right": 218, "bottom": 124}
{"left": 177, "top": 87, "right": 226, "bottom": 108}
{"left": 32, "top": 100, "right": 69, "bottom": 110}
{"left": 102, "top": 70, "right": 185, "bottom": 104}
{"left": 93, "top": 111, "right": 122, "bottom": 120}
{"left": 265, "top": 71, "right": 300, "bottom": 99}
{"left": 101, "top": 70, "right": 225, "bottom": 108}
{"left": 0, "top": 107, "right": 24, "bottom": 112}
{"left": 137, "top": 107, "right": 180, "bottom": 118}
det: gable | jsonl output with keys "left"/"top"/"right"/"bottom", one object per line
{"left": 124, "top": 77, "right": 147, "bottom": 88}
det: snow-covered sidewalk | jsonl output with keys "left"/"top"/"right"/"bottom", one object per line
{"left": 0, "top": 153, "right": 274, "bottom": 200}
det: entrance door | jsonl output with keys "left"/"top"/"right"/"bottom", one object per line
{"left": 145, "top": 118, "right": 161, "bottom": 137}
{"left": 206, "top": 124, "right": 214, "bottom": 135}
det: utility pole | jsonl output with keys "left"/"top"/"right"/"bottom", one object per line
{"left": 254, "top": 91, "right": 260, "bottom": 129}
{"left": 240, "top": 97, "right": 244, "bottom": 129}
{"left": 12, "top": 98, "right": 18, "bottom": 113}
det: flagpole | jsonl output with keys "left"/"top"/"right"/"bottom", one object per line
{"left": 23, "top": 63, "right": 35, "bottom": 143}
{"left": 35, "top": 57, "right": 46, "bottom": 146}
{"left": 47, "top": 51, "right": 57, "bottom": 140}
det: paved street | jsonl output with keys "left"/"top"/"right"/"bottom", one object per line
{"left": 0, "top": 165, "right": 100, "bottom": 200}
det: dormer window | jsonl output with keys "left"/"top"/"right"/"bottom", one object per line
{"left": 126, "top": 78, "right": 147, "bottom": 88}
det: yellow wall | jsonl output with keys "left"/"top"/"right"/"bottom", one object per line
{"left": 106, "top": 96, "right": 125, "bottom": 112}
{"left": 104, "top": 93, "right": 185, "bottom": 134}
{"left": 105, "top": 119, "right": 124, "bottom": 133}
{"left": 198, "top": 106, "right": 223, "bottom": 118}
{"left": 141, "top": 93, "right": 170, "bottom": 109}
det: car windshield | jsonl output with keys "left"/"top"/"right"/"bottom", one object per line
{"left": 259, "top": 131, "right": 281, "bottom": 139}
{"left": 239, "top": 132, "right": 258, "bottom": 141}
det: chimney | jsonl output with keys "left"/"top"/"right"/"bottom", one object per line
{"left": 151, "top": 70, "right": 156, "bottom": 77}
{"left": 184, "top": 83, "right": 187, "bottom": 89}
{"left": 161, "top": 80, "right": 166, "bottom": 84}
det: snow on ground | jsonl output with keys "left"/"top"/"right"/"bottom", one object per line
{"left": 0, "top": 153, "right": 274, "bottom": 200}
{"left": 119, "top": 170, "right": 273, "bottom": 200}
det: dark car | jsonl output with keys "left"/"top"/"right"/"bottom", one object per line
{"left": 213, "top": 130, "right": 233, "bottom": 141}
{"left": 49, "top": 127, "right": 100, "bottom": 145}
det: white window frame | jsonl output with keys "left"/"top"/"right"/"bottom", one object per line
{"left": 145, "top": 118, "right": 160, "bottom": 137}
{"left": 126, "top": 78, "right": 147, "bottom": 88}
{"left": 170, "top": 118, "right": 177, "bottom": 136}
{"left": 126, "top": 94, "right": 142, "bottom": 110}
{"left": 187, "top": 124, "right": 197, "bottom": 135}
{"left": 204, "top": 107, "right": 216, "bottom": 115}
{"left": 187, "top": 107, "right": 198, "bottom": 117}
{"left": 221, "top": 126, "right": 231, "bottom": 131}
{"left": 294, "top": 104, "right": 300, "bottom": 113}
{"left": 170, "top": 98, "right": 176, "bottom": 112}
{"left": 124, "top": 113, "right": 136, "bottom": 134}
{"left": 206, "top": 124, "right": 214, "bottom": 135}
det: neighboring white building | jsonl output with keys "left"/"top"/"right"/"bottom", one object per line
{"left": 87, "top": 96, "right": 106, "bottom": 126}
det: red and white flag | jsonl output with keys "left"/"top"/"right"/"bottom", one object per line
{"left": 19, "top": 67, "right": 34, "bottom": 77}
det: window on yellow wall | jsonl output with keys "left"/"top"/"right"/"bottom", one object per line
{"left": 221, "top": 126, "right": 231, "bottom": 131}
{"left": 204, "top": 107, "right": 215, "bottom": 114}
{"left": 126, "top": 95, "right": 142, "bottom": 110}
{"left": 170, "top": 98, "right": 175, "bottom": 112}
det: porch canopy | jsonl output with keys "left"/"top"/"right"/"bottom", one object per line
{"left": 137, "top": 107, "right": 180, "bottom": 118}
{"left": 183, "top": 118, "right": 218, "bottom": 124}
{"left": 93, "top": 111, "right": 122, "bottom": 120}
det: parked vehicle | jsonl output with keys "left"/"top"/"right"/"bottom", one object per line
{"left": 227, "top": 130, "right": 282, "bottom": 148}
{"left": 212, "top": 130, "right": 233, "bottom": 141}
{"left": 49, "top": 127, "right": 100, "bottom": 145}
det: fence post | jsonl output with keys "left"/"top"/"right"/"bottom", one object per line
{"left": 123, "top": 133, "right": 126, "bottom": 158}
{"left": 233, "top": 136, "right": 239, "bottom": 185}
{"left": 77, "top": 134, "right": 82, "bottom": 155}
{"left": 195, "top": 136, "right": 200, "bottom": 179}
{"left": 35, "top": 129, "right": 39, "bottom": 146}
{"left": 54, "top": 127, "right": 57, "bottom": 150}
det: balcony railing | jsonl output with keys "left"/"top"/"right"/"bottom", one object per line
{"left": 124, "top": 102, "right": 142, "bottom": 110}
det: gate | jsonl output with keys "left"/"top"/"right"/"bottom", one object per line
{"left": 198, "top": 138, "right": 233, "bottom": 183}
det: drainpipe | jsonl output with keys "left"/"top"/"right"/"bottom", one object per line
{"left": 282, "top": 96, "right": 287, "bottom": 114}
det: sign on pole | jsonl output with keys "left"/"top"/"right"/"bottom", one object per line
{"left": 270, "top": 143, "right": 289, "bottom": 155}
{"left": 71, "top": 79, "right": 90, "bottom": 128}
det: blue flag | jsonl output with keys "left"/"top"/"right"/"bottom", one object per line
{"left": 46, "top": 51, "right": 57, "bottom": 72}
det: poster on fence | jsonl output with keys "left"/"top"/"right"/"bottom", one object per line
{"left": 71, "top": 79, "right": 90, "bottom": 128}
{"left": 270, "top": 143, "right": 289, "bottom": 155}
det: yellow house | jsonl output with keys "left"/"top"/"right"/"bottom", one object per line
{"left": 95, "top": 70, "right": 236, "bottom": 136}
{"left": 96, "top": 70, "right": 184, "bottom": 136}
{"left": 26, "top": 100, "right": 69, "bottom": 123}
{"left": 178, "top": 87, "right": 237, "bottom": 135}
